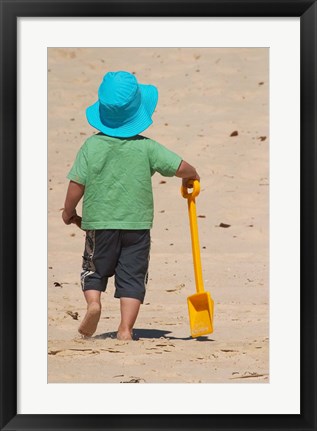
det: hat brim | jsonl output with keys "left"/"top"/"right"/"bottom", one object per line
{"left": 86, "top": 84, "right": 158, "bottom": 138}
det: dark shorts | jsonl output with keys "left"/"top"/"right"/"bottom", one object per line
{"left": 80, "top": 229, "right": 151, "bottom": 303}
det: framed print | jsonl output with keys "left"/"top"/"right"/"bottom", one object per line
{"left": 0, "top": 0, "right": 316, "bottom": 430}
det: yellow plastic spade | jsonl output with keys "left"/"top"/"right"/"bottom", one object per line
{"left": 181, "top": 180, "right": 214, "bottom": 337}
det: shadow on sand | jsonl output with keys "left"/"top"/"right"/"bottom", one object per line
{"left": 94, "top": 328, "right": 214, "bottom": 342}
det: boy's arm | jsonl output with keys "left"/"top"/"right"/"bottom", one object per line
{"left": 175, "top": 160, "right": 200, "bottom": 187}
{"left": 62, "top": 180, "right": 85, "bottom": 225}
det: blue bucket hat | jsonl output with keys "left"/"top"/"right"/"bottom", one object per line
{"left": 86, "top": 71, "right": 158, "bottom": 138}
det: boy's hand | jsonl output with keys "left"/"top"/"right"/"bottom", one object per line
{"left": 72, "top": 215, "right": 82, "bottom": 229}
{"left": 62, "top": 209, "right": 77, "bottom": 225}
{"left": 182, "top": 173, "right": 200, "bottom": 188}
{"left": 62, "top": 210, "right": 83, "bottom": 229}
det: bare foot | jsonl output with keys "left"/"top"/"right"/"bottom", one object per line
{"left": 116, "top": 329, "right": 134, "bottom": 341}
{"left": 78, "top": 302, "right": 101, "bottom": 337}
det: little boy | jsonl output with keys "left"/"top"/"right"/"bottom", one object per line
{"left": 62, "top": 71, "right": 199, "bottom": 340}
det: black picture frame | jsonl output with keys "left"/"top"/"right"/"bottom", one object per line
{"left": 1, "top": 1, "right": 316, "bottom": 430}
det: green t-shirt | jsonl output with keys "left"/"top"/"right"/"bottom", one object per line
{"left": 67, "top": 133, "right": 182, "bottom": 230}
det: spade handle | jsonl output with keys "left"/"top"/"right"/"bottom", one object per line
{"left": 181, "top": 180, "right": 205, "bottom": 294}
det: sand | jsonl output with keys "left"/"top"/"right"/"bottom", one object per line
{"left": 48, "top": 47, "right": 269, "bottom": 383}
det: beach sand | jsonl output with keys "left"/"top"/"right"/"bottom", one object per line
{"left": 48, "top": 47, "right": 269, "bottom": 383}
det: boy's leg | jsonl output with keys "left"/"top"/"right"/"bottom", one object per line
{"left": 117, "top": 297, "right": 141, "bottom": 340}
{"left": 114, "top": 230, "right": 150, "bottom": 340}
{"left": 78, "top": 289, "right": 102, "bottom": 337}
{"left": 79, "top": 229, "right": 121, "bottom": 337}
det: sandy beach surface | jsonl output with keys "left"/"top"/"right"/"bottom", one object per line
{"left": 48, "top": 47, "right": 269, "bottom": 383}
